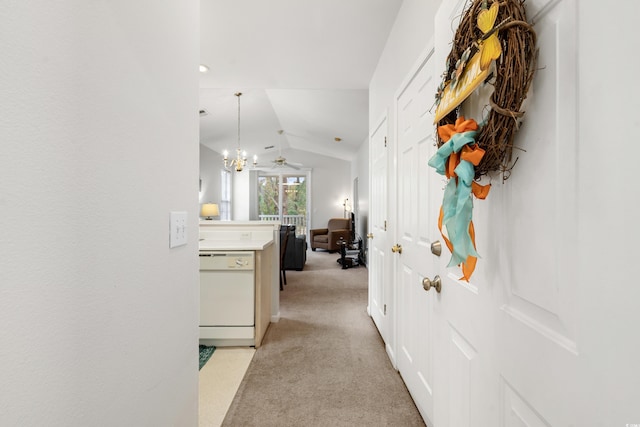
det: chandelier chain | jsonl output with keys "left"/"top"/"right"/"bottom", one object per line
{"left": 236, "top": 92, "right": 241, "bottom": 149}
{"left": 222, "top": 92, "right": 255, "bottom": 172}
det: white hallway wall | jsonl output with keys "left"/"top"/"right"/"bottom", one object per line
{"left": 307, "top": 152, "right": 351, "bottom": 229}
{"left": 353, "top": 137, "right": 369, "bottom": 257}
{"left": 0, "top": 1, "right": 200, "bottom": 425}
{"left": 370, "top": 0, "right": 441, "bottom": 126}
{"left": 199, "top": 144, "right": 223, "bottom": 210}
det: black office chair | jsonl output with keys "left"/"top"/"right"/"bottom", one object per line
{"left": 279, "top": 226, "right": 290, "bottom": 290}
{"left": 282, "top": 225, "right": 307, "bottom": 271}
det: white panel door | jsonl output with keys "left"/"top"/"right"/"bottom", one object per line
{"left": 368, "top": 114, "right": 391, "bottom": 349}
{"left": 428, "top": 0, "right": 586, "bottom": 425}
{"left": 429, "top": 3, "right": 495, "bottom": 423}
{"left": 394, "top": 45, "right": 439, "bottom": 425}
{"left": 490, "top": 0, "right": 581, "bottom": 424}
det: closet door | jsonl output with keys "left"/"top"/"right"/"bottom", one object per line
{"left": 394, "top": 44, "right": 439, "bottom": 424}
{"left": 368, "top": 114, "right": 391, "bottom": 349}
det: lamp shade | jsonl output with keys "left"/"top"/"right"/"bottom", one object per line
{"left": 201, "top": 203, "right": 219, "bottom": 219}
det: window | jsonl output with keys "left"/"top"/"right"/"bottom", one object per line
{"left": 258, "top": 173, "right": 308, "bottom": 235}
{"left": 258, "top": 175, "right": 279, "bottom": 218}
{"left": 220, "top": 169, "right": 231, "bottom": 220}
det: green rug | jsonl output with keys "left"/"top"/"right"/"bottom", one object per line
{"left": 199, "top": 345, "right": 215, "bottom": 370}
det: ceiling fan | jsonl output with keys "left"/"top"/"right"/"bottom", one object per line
{"left": 265, "top": 130, "right": 303, "bottom": 170}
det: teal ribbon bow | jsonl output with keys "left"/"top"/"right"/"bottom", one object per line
{"left": 428, "top": 130, "right": 480, "bottom": 267}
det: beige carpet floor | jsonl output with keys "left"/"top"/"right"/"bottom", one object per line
{"left": 222, "top": 249, "right": 425, "bottom": 427}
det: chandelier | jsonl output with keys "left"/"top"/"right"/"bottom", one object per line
{"left": 223, "top": 92, "right": 257, "bottom": 172}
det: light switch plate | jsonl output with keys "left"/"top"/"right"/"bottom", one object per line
{"left": 170, "top": 211, "right": 187, "bottom": 248}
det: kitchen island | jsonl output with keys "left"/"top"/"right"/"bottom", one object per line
{"left": 199, "top": 221, "right": 279, "bottom": 348}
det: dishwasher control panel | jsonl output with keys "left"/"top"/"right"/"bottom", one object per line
{"left": 199, "top": 251, "right": 254, "bottom": 270}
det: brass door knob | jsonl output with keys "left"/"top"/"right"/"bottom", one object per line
{"left": 391, "top": 244, "right": 402, "bottom": 254}
{"left": 367, "top": 233, "right": 374, "bottom": 239}
{"left": 422, "top": 275, "right": 442, "bottom": 293}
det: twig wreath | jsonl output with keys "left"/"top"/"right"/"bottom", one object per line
{"left": 428, "top": 0, "right": 538, "bottom": 281}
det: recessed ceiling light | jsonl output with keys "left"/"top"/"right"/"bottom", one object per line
{"left": 199, "top": 64, "right": 209, "bottom": 73}
{"left": 334, "top": 137, "right": 342, "bottom": 142}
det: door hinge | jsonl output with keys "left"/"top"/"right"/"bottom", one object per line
{"left": 384, "top": 220, "right": 387, "bottom": 231}
{"left": 384, "top": 304, "right": 387, "bottom": 315}
{"left": 384, "top": 136, "right": 387, "bottom": 148}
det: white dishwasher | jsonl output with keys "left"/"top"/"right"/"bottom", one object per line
{"left": 199, "top": 251, "right": 255, "bottom": 346}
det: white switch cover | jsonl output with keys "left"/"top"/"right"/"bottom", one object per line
{"left": 170, "top": 211, "right": 188, "bottom": 248}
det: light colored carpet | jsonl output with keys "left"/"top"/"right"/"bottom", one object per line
{"left": 222, "top": 250, "right": 425, "bottom": 427}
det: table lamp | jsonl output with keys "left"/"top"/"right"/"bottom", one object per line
{"left": 201, "top": 203, "right": 219, "bottom": 220}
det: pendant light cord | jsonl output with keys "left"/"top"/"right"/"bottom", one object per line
{"left": 236, "top": 92, "right": 242, "bottom": 150}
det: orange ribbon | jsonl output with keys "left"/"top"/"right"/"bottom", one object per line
{"left": 437, "top": 117, "right": 479, "bottom": 142}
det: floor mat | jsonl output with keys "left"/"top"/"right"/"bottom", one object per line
{"left": 199, "top": 345, "right": 216, "bottom": 370}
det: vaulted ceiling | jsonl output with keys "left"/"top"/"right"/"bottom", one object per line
{"left": 199, "top": 0, "right": 403, "bottom": 166}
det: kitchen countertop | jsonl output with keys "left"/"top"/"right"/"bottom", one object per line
{"left": 199, "top": 239, "right": 274, "bottom": 251}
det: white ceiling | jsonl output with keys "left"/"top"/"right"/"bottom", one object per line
{"left": 199, "top": 0, "right": 403, "bottom": 165}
